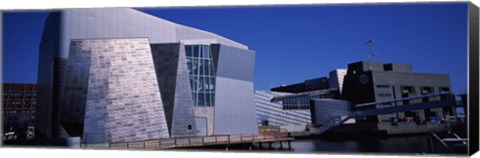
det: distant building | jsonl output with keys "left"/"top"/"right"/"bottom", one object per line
{"left": 254, "top": 69, "right": 347, "bottom": 132}
{"left": 2, "top": 83, "right": 36, "bottom": 132}
{"left": 342, "top": 61, "right": 453, "bottom": 122}
{"left": 257, "top": 61, "right": 458, "bottom": 135}
{"left": 270, "top": 69, "right": 347, "bottom": 111}
{"left": 329, "top": 69, "right": 347, "bottom": 94}
{"left": 254, "top": 90, "right": 311, "bottom": 132}
{"left": 342, "top": 61, "right": 456, "bottom": 134}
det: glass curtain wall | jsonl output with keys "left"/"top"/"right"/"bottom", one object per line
{"left": 281, "top": 93, "right": 337, "bottom": 110}
{"left": 185, "top": 45, "right": 216, "bottom": 107}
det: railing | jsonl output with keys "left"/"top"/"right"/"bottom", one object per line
{"left": 310, "top": 115, "right": 351, "bottom": 135}
{"left": 258, "top": 126, "right": 288, "bottom": 134}
{"left": 81, "top": 132, "right": 290, "bottom": 150}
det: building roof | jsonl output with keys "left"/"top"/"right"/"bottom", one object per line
{"left": 271, "top": 77, "right": 330, "bottom": 93}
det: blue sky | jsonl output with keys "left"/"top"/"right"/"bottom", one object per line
{"left": 2, "top": 3, "right": 468, "bottom": 93}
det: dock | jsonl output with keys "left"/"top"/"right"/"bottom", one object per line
{"left": 82, "top": 133, "right": 294, "bottom": 150}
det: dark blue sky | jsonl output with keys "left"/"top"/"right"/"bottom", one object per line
{"left": 2, "top": 3, "right": 468, "bottom": 93}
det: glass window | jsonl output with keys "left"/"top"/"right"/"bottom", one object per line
{"left": 205, "top": 93, "right": 211, "bottom": 107}
{"left": 203, "top": 46, "right": 210, "bottom": 58}
{"left": 192, "top": 45, "right": 199, "bottom": 57}
{"left": 192, "top": 92, "right": 197, "bottom": 105}
{"left": 377, "top": 93, "right": 392, "bottom": 97}
{"left": 186, "top": 58, "right": 193, "bottom": 75}
{"left": 199, "top": 76, "right": 206, "bottom": 91}
{"left": 440, "top": 87, "right": 450, "bottom": 93}
{"left": 209, "top": 77, "right": 215, "bottom": 92}
{"left": 376, "top": 85, "right": 390, "bottom": 88}
{"left": 207, "top": 60, "right": 213, "bottom": 76}
{"left": 421, "top": 87, "right": 433, "bottom": 94}
{"left": 198, "top": 93, "right": 206, "bottom": 106}
{"left": 186, "top": 46, "right": 192, "bottom": 57}
{"left": 199, "top": 60, "right": 205, "bottom": 75}
{"left": 185, "top": 45, "right": 216, "bottom": 107}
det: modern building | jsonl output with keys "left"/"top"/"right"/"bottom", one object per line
{"left": 342, "top": 62, "right": 453, "bottom": 119}
{"left": 258, "top": 61, "right": 458, "bottom": 135}
{"left": 270, "top": 69, "right": 347, "bottom": 110}
{"left": 329, "top": 69, "right": 347, "bottom": 94}
{"left": 36, "top": 8, "right": 257, "bottom": 144}
{"left": 340, "top": 61, "right": 457, "bottom": 134}
{"left": 254, "top": 69, "right": 347, "bottom": 132}
{"left": 254, "top": 90, "right": 311, "bottom": 132}
{"left": 2, "top": 83, "right": 36, "bottom": 133}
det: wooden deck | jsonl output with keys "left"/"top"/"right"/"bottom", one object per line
{"left": 84, "top": 133, "right": 294, "bottom": 150}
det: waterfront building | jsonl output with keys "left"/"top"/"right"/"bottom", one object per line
{"left": 254, "top": 69, "right": 347, "bottom": 132}
{"left": 270, "top": 69, "right": 347, "bottom": 110}
{"left": 260, "top": 61, "right": 458, "bottom": 135}
{"left": 254, "top": 90, "right": 311, "bottom": 132}
{"left": 2, "top": 83, "right": 36, "bottom": 133}
{"left": 341, "top": 61, "right": 457, "bottom": 134}
{"left": 36, "top": 8, "right": 258, "bottom": 144}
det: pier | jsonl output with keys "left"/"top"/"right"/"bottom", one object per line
{"left": 82, "top": 133, "right": 294, "bottom": 150}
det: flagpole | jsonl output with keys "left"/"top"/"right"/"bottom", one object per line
{"left": 371, "top": 45, "right": 376, "bottom": 62}
{"left": 364, "top": 39, "right": 376, "bottom": 62}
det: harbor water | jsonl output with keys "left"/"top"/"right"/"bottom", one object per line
{"left": 186, "top": 134, "right": 468, "bottom": 155}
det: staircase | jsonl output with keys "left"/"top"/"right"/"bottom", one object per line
{"left": 309, "top": 115, "right": 351, "bottom": 135}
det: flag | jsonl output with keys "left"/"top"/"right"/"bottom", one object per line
{"left": 364, "top": 39, "right": 373, "bottom": 46}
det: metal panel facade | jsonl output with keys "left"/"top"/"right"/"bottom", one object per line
{"left": 69, "top": 38, "right": 169, "bottom": 143}
{"left": 254, "top": 90, "right": 311, "bottom": 132}
{"left": 53, "top": 8, "right": 246, "bottom": 59}
{"left": 213, "top": 45, "right": 258, "bottom": 135}
{"left": 214, "top": 77, "right": 258, "bottom": 135}
{"left": 215, "top": 45, "right": 255, "bottom": 82}
{"left": 37, "top": 8, "right": 257, "bottom": 139}
{"left": 150, "top": 43, "right": 197, "bottom": 138}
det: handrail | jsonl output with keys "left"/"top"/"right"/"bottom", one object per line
{"left": 310, "top": 115, "right": 351, "bottom": 135}
{"left": 431, "top": 132, "right": 449, "bottom": 147}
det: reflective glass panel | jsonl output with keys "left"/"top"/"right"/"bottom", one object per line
{"left": 185, "top": 45, "right": 216, "bottom": 107}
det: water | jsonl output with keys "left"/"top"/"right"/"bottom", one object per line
{"left": 287, "top": 136, "right": 434, "bottom": 154}
{"left": 231, "top": 135, "right": 467, "bottom": 155}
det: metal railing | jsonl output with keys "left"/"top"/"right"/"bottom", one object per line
{"left": 310, "top": 115, "right": 351, "bottom": 135}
